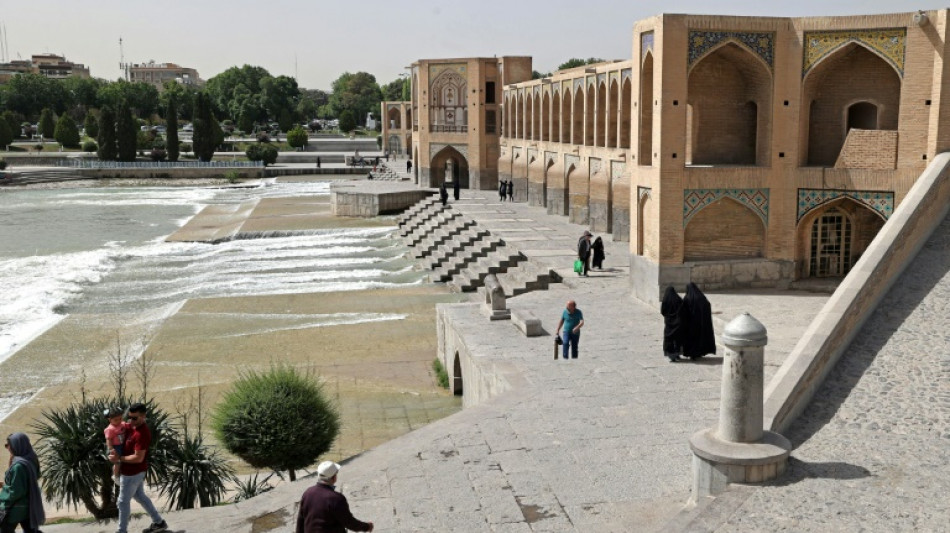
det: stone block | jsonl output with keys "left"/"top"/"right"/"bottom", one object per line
{"left": 511, "top": 309, "right": 542, "bottom": 337}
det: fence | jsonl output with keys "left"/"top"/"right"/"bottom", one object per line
{"left": 63, "top": 160, "right": 264, "bottom": 169}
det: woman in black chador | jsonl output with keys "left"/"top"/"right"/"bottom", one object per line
{"left": 682, "top": 282, "right": 716, "bottom": 360}
{"left": 591, "top": 236, "right": 605, "bottom": 270}
{"left": 660, "top": 286, "right": 685, "bottom": 362}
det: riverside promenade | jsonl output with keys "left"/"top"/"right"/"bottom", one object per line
{"left": 48, "top": 185, "right": 830, "bottom": 533}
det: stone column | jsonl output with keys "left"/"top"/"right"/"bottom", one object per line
{"left": 689, "top": 313, "right": 791, "bottom": 500}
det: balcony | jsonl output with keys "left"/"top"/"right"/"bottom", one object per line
{"left": 429, "top": 125, "right": 468, "bottom": 134}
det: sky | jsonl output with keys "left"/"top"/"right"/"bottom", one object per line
{"left": 1, "top": 1, "right": 945, "bottom": 91}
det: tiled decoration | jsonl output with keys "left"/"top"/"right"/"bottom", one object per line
{"left": 573, "top": 78, "right": 585, "bottom": 92}
{"left": 428, "top": 63, "right": 466, "bottom": 78}
{"left": 797, "top": 189, "right": 894, "bottom": 221}
{"left": 429, "top": 143, "right": 469, "bottom": 160}
{"left": 597, "top": 73, "right": 607, "bottom": 85}
{"left": 684, "top": 189, "right": 770, "bottom": 227}
{"left": 803, "top": 28, "right": 906, "bottom": 76}
{"left": 642, "top": 32, "right": 655, "bottom": 59}
{"left": 622, "top": 68, "right": 633, "bottom": 82}
{"left": 688, "top": 31, "right": 775, "bottom": 71}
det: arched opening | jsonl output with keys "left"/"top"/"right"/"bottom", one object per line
{"left": 452, "top": 352, "right": 463, "bottom": 396}
{"left": 639, "top": 52, "right": 654, "bottom": 166}
{"left": 406, "top": 108, "right": 412, "bottom": 130}
{"left": 572, "top": 88, "right": 584, "bottom": 145}
{"left": 551, "top": 91, "right": 561, "bottom": 143}
{"left": 637, "top": 192, "right": 650, "bottom": 256}
{"left": 515, "top": 94, "right": 524, "bottom": 139}
{"left": 803, "top": 43, "right": 901, "bottom": 166}
{"left": 596, "top": 81, "right": 607, "bottom": 147}
{"left": 388, "top": 134, "right": 401, "bottom": 154}
{"left": 541, "top": 92, "right": 551, "bottom": 142}
{"left": 388, "top": 107, "right": 401, "bottom": 129}
{"left": 430, "top": 145, "right": 469, "bottom": 188}
{"left": 799, "top": 198, "right": 886, "bottom": 278}
{"left": 684, "top": 198, "right": 766, "bottom": 261}
{"left": 607, "top": 80, "right": 619, "bottom": 148}
{"left": 413, "top": 146, "right": 419, "bottom": 182}
{"left": 560, "top": 89, "right": 571, "bottom": 143}
{"left": 585, "top": 84, "right": 596, "bottom": 146}
{"left": 429, "top": 68, "right": 468, "bottom": 133}
{"left": 847, "top": 101, "right": 878, "bottom": 131}
{"left": 620, "top": 78, "right": 632, "bottom": 149}
{"left": 687, "top": 43, "right": 771, "bottom": 165}
{"left": 532, "top": 93, "right": 541, "bottom": 141}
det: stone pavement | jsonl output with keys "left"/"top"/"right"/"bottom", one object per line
{"left": 47, "top": 190, "right": 828, "bottom": 533}
{"left": 694, "top": 215, "right": 950, "bottom": 532}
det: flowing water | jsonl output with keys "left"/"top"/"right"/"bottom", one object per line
{"left": 0, "top": 180, "right": 426, "bottom": 419}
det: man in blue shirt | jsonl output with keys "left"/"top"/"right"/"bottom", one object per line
{"left": 555, "top": 300, "right": 585, "bottom": 359}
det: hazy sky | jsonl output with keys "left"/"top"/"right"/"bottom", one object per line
{"left": 1, "top": 1, "right": 944, "bottom": 90}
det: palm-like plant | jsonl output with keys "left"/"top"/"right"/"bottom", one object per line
{"left": 231, "top": 472, "right": 275, "bottom": 503}
{"left": 159, "top": 433, "right": 233, "bottom": 510}
{"left": 33, "top": 397, "right": 178, "bottom": 519}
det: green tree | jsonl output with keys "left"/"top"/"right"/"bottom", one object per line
{"left": 0, "top": 116, "right": 12, "bottom": 149}
{"left": 338, "top": 109, "right": 356, "bottom": 133}
{"left": 212, "top": 365, "right": 340, "bottom": 481}
{"left": 62, "top": 76, "right": 103, "bottom": 110}
{"left": 381, "top": 78, "right": 406, "bottom": 101}
{"left": 192, "top": 92, "right": 216, "bottom": 162}
{"left": 38, "top": 108, "right": 56, "bottom": 139}
{"left": 166, "top": 93, "right": 180, "bottom": 162}
{"left": 328, "top": 72, "right": 382, "bottom": 127}
{"left": 97, "top": 80, "right": 159, "bottom": 119}
{"left": 2, "top": 73, "right": 70, "bottom": 117}
{"left": 2, "top": 112, "right": 22, "bottom": 139}
{"left": 83, "top": 113, "right": 98, "bottom": 139}
{"left": 286, "top": 126, "right": 308, "bottom": 149}
{"left": 245, "top": 144, "right": 278, "bottom": 166}
{"left": 556, "top": 57, "right": 605, "bottom": 71}
{"left": 116, "top": 103, "right": 137, "bottom": 162}
{"left": 97, "top": 106, "right": 117, "bottom": 160}
{"left": 54, "top": 113, "right": 81, "bottom": 148}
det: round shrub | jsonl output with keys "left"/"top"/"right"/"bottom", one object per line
{"left": 245, "top": 144, "right": 278, "bottom": 166}
{"left": 212, "top": 365, "right": 339, "bottom": 481}
{"left": 82, "top": 140, "right": 98, "bottom": 152}
{"left": 150, "top": 149, "right": 167, "bottom": 162}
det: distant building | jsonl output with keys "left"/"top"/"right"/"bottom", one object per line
{"left": 129, "top": 61, "right": 202, "bottom": 91}
{"left": 0, "top": 53, "right": 90, "bottom": 84}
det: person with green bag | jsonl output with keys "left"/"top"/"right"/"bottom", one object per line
{"left": 577, "top": 231, "right": 592, "bottom": 276}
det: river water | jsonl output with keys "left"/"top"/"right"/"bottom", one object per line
{"left": 0, "top": 181, "right": 423, "bottom": 370}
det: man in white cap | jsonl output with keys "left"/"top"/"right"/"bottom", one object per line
{"left": 296, "top": 461, "right": 374, "bottom": 533}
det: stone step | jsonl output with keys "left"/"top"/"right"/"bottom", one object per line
{"left": 413, "top": 218, "right": 476, "bottom": 258}
{"left": 404, "top": 211, "right": 461, "bottom": 246}
{"left": 397, "top": 197, "right": 438, "bottom": 226}
{"left": 425, "top": 227, "right": 493, "bottom": 269}
{"left": 398, "top": 203, "right": 447, "bottom": 236}
{"left": 431, "top": 235, "right": 504, "bottom": 282}
{"left": 450, "top": 248, "right": 525, "bottom": 292}
{"left": 495, "top": 260, "right": 561, "bottom": 297}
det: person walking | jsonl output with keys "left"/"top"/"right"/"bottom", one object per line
{"left": 316, "top": 156, "right": 321, "bottom": 169}
{"left": 0, "top": 433, "right": 45, "bottom": 533}
{"left": 591, "top": 236, "right": 605, "bottom": 270}
{"left": 453, "top": 176, "right": 460, "bottom": 201}
{"left": 577, "top": 231, "right": 592, "bottom": 277}
{"left": 109, "top": 403, "right": 168, "bottom": 533}
{"left": 506, "top": 180, "right": 514, "bottom": 201}
{"left": 296, "top": 461, "right": 373, "bottom": 533}
{"left": 439, "top": 181, "right": 449, "bottom": 206}
{"left": 681, "top": 282, "right": 716, "bottom": 360}
{"left": 406, "top": 159, "right": 412, "bottom": 174}
{"left": 498, "top": 180, "right": 506, "bottom": 201}
{"left": 555, "top": 300, "right": 585, "bottom": 359}
{"left": 660, "top": 286, "right": 685, "bottom": 362}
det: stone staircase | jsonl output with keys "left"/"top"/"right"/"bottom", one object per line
{"left": 368, "top": 161, "right": 412, "bottom": 181}
{"left": 397, "top": 197, "right": 552, "bottom": 295}
{"left": 0, "top": 168, "right": 88, "bottom": 185}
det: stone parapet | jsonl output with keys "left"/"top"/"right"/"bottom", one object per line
{"left": 330, "top": 182, "right": 433, "bottom": 217}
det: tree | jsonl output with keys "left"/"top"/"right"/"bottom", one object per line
{"left": 166, "top": 93, "right": 180, "bottom": 162}
{"left": 381, "top": 78, "right": 406, "bottom": 101}
{"left": 192, "top": 92, "right": 216, "bottom": 162}
{"left": 532, "top": 70, "right": 552, "bottom": 79}
{"left": 97, "top": 106, "right": 117, "bottom": 160}
{"left": 97, "top": 80, "right": 159, "bottom": 119}
{"left": 39, "top": 108, "right": 56, "bottom": 139}
{"left": 54, "top": 114, "right": 81, "bottom": 148}
{"left": 2, "top": 74, "right": 69, "bottom": 117}
{"left": 328, "top": 72, "right": 382, "bottom": 127}
{"left": 556, "top": 57, "right": 605, "bottom": 71}
{"left": 338, "top": 109, "right": 356, "bottom": 133}
{"left": 0, "top": 116, "right": 12, "bottom": 150}
{"left": 245, "top": 144, "right": 278, "bottom": 166}
{"left": 83, "top": 113, "right": 98, "bottom": 139}
{"left": 116, "top": 103, "right": 137, "bottom": 162}
{"left": 286, "top": 126, "right": 308, "bottom": 149}
{"left": 2, "top": 111, "right": 22, "bottom": 139}
{"left": 212, "top": 365, "right": 340, "bottom": 482}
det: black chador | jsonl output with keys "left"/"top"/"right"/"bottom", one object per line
{"left": 681, "top": 282, "right": 716, "bottom": 359}
{"left": 660, "top": 286, "right": 685, "bottom": 362}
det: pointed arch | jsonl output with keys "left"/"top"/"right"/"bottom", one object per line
{"left": 572, "top": 87, "right": 584, "bottom": 145}
{"left": 596, "top": 81, "right": 607, "bottom": 147}
{"left": 429, "top": 68, "right": 468, "bottom": 132}
{"left": 532, "top": 92, "right": 541, "bottom": 141}
{"left": 802, "top": 43, "right": 901, "bottom": 167}
{"left": 639, "top": 51, "right": 654, "bottom": 166}
{"left": 541, "top": 91, "right": 551, "bottom": 142}
{"left": 560, "top": 87, "right": 571, "bottom": 143}
{"left": 430, "top": 145, "right": 469, "bottom": 188}
{"left": 388, "top": 107, "right": 401, "bottom": 129}
{"left": 585, "top": 84, "right": 596, "bottom": 146}
{"left": 607, "top": 79, "right": 619, "bottom": 148}
{"left": 797, "top": 197, "right": 885, "bottom": 278}
{"left": 684, "top": 197, "right": 766, "bottom": 261}
{"left": 687, "top": 42, "right": 772, "bottom": 165}
{"left": 620, "top": 77, "right": 632, "bottom": 149}
{"left": 515, "top": 93, "right": 524, "bottom": 139}
{"left": 452, "top": 352, "right": 463, "bottom": 396}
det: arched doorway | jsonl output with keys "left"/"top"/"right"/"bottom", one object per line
{"left": 585, "top": 84, "right": 596, "bottom": 146}
{"left": 803, "top": 43, "right": 901, "bottom": 166}
{"left": 799, "top": 198, "right": 886, "bottom": 277}
{"left": 687, "top": 42, "right": 772, "bottom": 166}
{"left": 607, "top": 80, "right": 619, "bottom": 148}
{"left": 388, "top": 107, "right": 401, "bottom": 129}
{"left": 572, "top": 87, "right": 584, "bottom": 144}
{"left": 452, "top": 352, "right": 463, "bottom": 396}
{"left": 541, "top": 92, "right": 551, "bottom": 141}
{"left": 639, "top": 52, "right": 654, "bottom": 165}
{"left": 620, "top": 77, "right": 632, "bottom": 149}
{"left": 388, "top": 134, "right": 402, "bottom": 155}
{"left": 430, "top": 145, "right": 469, "bottom": 188}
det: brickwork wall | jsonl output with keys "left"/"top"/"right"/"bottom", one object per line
{"left": 834, "top": 129, "right": 898, "bottom": 169}
{"left": 569, "top": 163, "right": 591, "bottom": 224}
{"left": 684, "top": 198, "right": 766, "bottom": 260}
{"left": 589, "top": 169, "right": 612, "bottom": 233}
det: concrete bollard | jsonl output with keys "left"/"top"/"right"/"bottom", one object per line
{"left": 689, "top": 313, "right": 791, "bottom": 500}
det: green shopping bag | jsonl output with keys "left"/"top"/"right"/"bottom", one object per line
{"left": 573, "top": 259, "right": 584, "bottom": 274}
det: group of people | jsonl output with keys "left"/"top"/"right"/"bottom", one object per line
{"left": 439, "top": 179, "right": 460, "bottom": 206}
{"left": 660, "top": 283, "right": 716, "bottom": 362}
{"left": 576, "top": 230, "right": 606, "bottom": 277}
{"left": 497, "top": 180, "right": 514, "bottom": 201}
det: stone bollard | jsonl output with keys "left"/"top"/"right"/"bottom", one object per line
{"left": 689, "top": 313, "right": 791, "bottom": 500}
{"left": 480, "top": 274, "right": 511, "bottom": 321}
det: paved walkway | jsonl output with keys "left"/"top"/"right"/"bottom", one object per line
{"left": 696, "top": 215, "right": 950, "bottom": 532}
{"left": 48, "top": 190, "right": 828, "bottom": 532}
